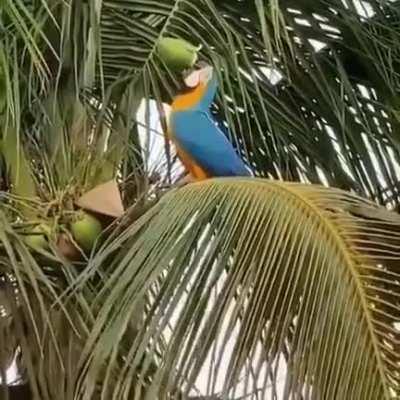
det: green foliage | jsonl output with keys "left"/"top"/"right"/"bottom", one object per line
{"left": 0, "top": 125, "right": 36, "bottom": 200}
{"left": 78, "top": 179, "right": 400, "bottom": 399}
{"left": 0, "top": 0, "right": 400, "bottom": 399}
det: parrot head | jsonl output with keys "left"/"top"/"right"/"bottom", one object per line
{"left": 171, "top": 62, "right": 215, "bottom": 111}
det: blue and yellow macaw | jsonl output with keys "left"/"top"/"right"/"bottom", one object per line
{"left": 168, "top": 64, "right": 251, "bottom": 181}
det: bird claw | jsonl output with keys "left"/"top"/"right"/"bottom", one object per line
{"left": 176, "top": 174, "right": 194, "bottom": 187}
{"left": 157, "top": 175, "right": 194, "bottom": 192}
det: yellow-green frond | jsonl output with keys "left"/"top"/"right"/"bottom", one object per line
{"left": 78, "top": 179, "right": 400, "bottom": 399}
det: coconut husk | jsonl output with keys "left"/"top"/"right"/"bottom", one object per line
{"left": 76, "top": 180, "right": 124, "bottom": 218}
{"left": 57, "top": 233, "right": 81, "bottom": 261}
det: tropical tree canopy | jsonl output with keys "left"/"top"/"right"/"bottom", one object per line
{"left": 0, "top": 0, "right": 400, "bottom": 399}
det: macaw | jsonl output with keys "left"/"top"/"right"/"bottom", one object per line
{"left": 168, "top": 64, "right": 251, "bottom": 181}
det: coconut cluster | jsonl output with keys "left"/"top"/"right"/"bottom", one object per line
{"left": 24, "top": 210, "right": 103, "bottom": 257}
{"left": 11, "top": 36, "right": 201, "bottom": 260}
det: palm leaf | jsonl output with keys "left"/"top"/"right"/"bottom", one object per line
{"left": 0, "top": 124, "right": 36, "bottom": 201}
{"left": 3, "top": 1, "right": 400, "bottom": 399}
{"left": 7, "top": 0, "right": 400, "bottom": 199}
{"left": 0, "top": 211, "right": 98, "bottom": 400}
{"left": 96, "top": 0, "right": 400, "bottom": 201}
{"left": 77, "top": 179, "right": 400, "bottom": 399}
{"left": 1, "top": 0, "right": 55, "bottom": 84}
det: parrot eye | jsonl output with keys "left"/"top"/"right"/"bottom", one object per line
{"left": 182, "top": 68, "right": 192, "bottom": 79}
{"left": 196, "top": 60, "right": 210, "bottom": 69}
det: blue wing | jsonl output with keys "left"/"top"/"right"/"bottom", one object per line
{"left": 171, "top": 110, "right": 251, "bottom": 177}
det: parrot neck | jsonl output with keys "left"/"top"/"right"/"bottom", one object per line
{"left": 172, "top": 83, "right": 207, "bottom": 111}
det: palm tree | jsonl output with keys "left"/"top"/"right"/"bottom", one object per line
{"left": 1, "top": 0, "right": 400, "bottom": 399}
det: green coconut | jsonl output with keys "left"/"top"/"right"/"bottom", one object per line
{"left": 24, "top": 224, "right": 51, "bottom": 251}
{"left": 157, "top": 37, "right": 201, "bottom": 72}
{"left": 71, "top": 211, "right": 102, "bottom": 252}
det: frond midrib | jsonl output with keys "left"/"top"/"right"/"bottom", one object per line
{"left": 262, "top": 179, "right": 391, "bottom": 399}
{"left": 190, "top": 178, "right": 391, "bottom": 397}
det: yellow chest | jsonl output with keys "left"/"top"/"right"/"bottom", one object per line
{"left": 171, "top": 83, "right": 205, "bottom": 111}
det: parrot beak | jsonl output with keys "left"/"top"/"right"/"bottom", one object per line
{"left": 183, "top": 64, "right": 214, "bottom": 88}
{"left": 184, "top": 69, "right": 202, "bottom": 88}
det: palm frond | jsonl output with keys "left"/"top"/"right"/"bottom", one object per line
{"left": 0, "top": 211, "right": 97, "bottom": 400}
{"left": 94, "top": 0, "right": 400, "bottom": 202}
{"left": 2, "top": 1, "right": 400, "bottom": 399}
{"left": 6, "top": 0, "right": 400, "bottom": 199}
{"left": 78, "top": 179, "right": 400, "bottom": 399}
{"left": 1, "top": 0, "right": 55, "bottom": 85}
